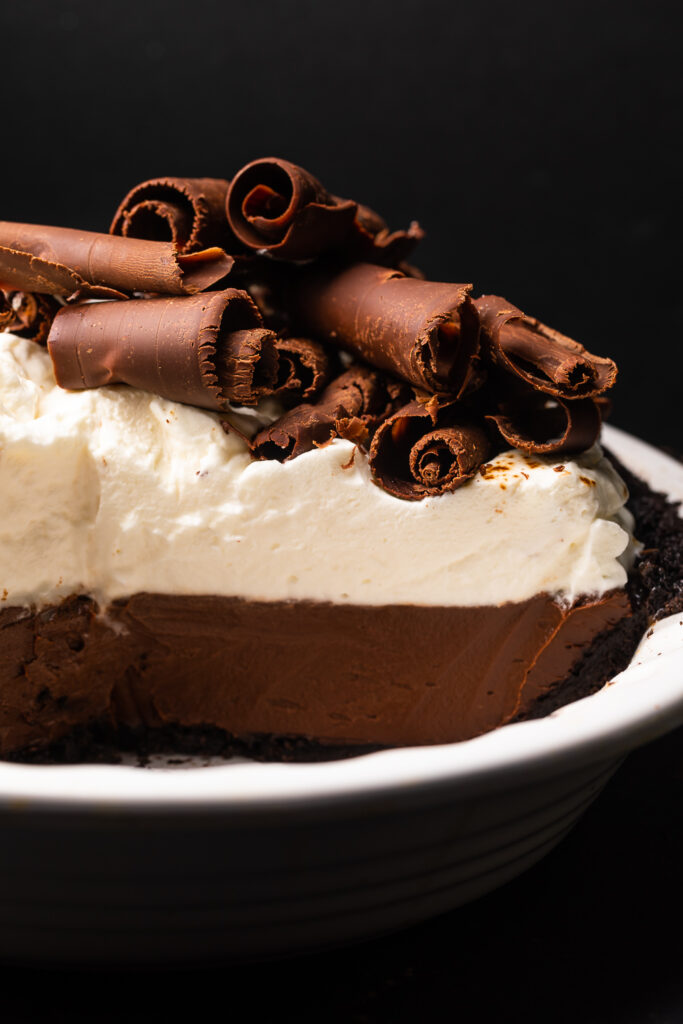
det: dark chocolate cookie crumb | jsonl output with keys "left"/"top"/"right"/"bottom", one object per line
{"left": 10, "top": 721, "right": 382, "bottom": 766}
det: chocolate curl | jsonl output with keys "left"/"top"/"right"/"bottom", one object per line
{"left": 216, "top": 327, "right": 280, "bottom": 406}
{"left": 252, "top": 365, "right": 406, "bottom": 461}
{"left": 271, "top": 335, "right": 335, "bottom": 405}
{"left": 0, "top": 222, "right": 233, "bottom": 299}
{"left": 353, "top": 203, "right": 425, "bottom": 266}
{"left": 47, "top": 290, "right": 279, "bottom": 410}
{"left": 0, "top": 242, "right": 121, "bottom": 301}
{"left": 1, "top": 290, "right": 62, "bottom": 345}
{"left": 475, "top": 295, "right": 617, "bottom": 399}
{"left": 110, "top": 176, "right": 234, "bottom": 253}
{"left": 226, "top": 158, "right": 422, "bottom": 265}
{"left": 294, "top": 262, "right": 482, "bottom": 395}
{"left": 369, "top": 398, "right": 491, "bottom": 500}
{"left": 486, "top": 383, "right": 602, "bottom": 455}
{"left": 226, "top": 157, "right": 358, "bottom": 260}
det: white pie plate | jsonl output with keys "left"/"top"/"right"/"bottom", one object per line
{"left": 0, "top": 424, "right": 681, "bottom": 964}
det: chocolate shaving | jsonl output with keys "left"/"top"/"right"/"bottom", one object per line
{"left": 47, "top": 290, "right": 280, "bottom": 410}
{"left": 0, "top": 222, "right": 233, "bottom": 299}
{"left": 252, "top": 365, "right": 406, "bottom": 461}
{"left": 271, "top": 335, "right": 335, "bottom": 405}
{"left": 486, "top": 380, "right": 602, "bottom": 455}
{"left": 369, "top": 398, "right": 491, "bottom": 500}
{"left": 226, "top": 157, "right": 358, "bottom": 261}
{"left": 215, "top": 327, "right": 280, "bottom": 406}
{"left": 294, "top": 262, "right": 482, "bottom": 395}
{"left": 0, "top": 243, "right": 120, "bottom": 301}
{"left": 1, "top": 290, "right": 62, "bottom": 345}
{"left": 110, "top": 177, "right": 233, "bottom": 253}
{"left": 353, "top": 204, "right": 425, "bottom": 266}
{"left": 226, "top": 158, "right": 422, "bottom": 265}
{"left": 475, "top": 295, "right": 617, "bottom": 399}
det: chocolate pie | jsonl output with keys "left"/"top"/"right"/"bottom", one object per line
{"left": 0, "top": 161, "right": 680, "bottom": 763}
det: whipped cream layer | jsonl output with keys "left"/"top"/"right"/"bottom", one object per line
{"left": 0, "top": 333, "right": 635, "bottom": 608}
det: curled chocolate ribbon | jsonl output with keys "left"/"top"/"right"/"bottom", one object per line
{"left": 110, "top": 176, "right": 233, "bottom": 253}
{"left": 353, "top": 203, "right": 425, "bottom": 266}
{"left": 294, "top": 261, "right": 482, "bottom": 395}
{"left": 47, "top": 290, "right": 280, "bottom": 410}
{"left": 271, "top": 335, "right": 335, "bottom": 406}
{"left": 226, "top": 157, "right": 358, "bottom": 261}
{"left": 0, "top": 242, "right": 120, "bottom": 301}
{"left": 369, "top": 397, "right": 491, "bottom": 500}
{"left": 252, "top": 365, "right": 406, "bottom": 461}
{"left": 475, "top": 295, "right": 617, "bottom": 399}
{"left": 485, "top": 379, "right": 602, "bottom": 455}
{"left": 1, "top": 290, "right": 62, "bottom": 345}
{"left": 226, "top": 157, "right": 422, "bottom": 264}
{"left": 0, "top": 222, "right": 233, "bottom": 299}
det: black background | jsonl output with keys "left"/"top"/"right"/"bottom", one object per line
{"left": 3, "top": 0, "right": 682, "bottom": 448}
{"left": 1, "top": 1, "right": 682, "bottom": 1019}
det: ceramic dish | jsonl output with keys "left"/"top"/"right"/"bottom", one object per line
{"left": 0, "top": 424, "right": 681, "bottom": 964}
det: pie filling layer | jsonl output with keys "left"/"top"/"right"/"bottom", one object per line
{"left": 0, "top": 590, "right": 630, "bottom": 757}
